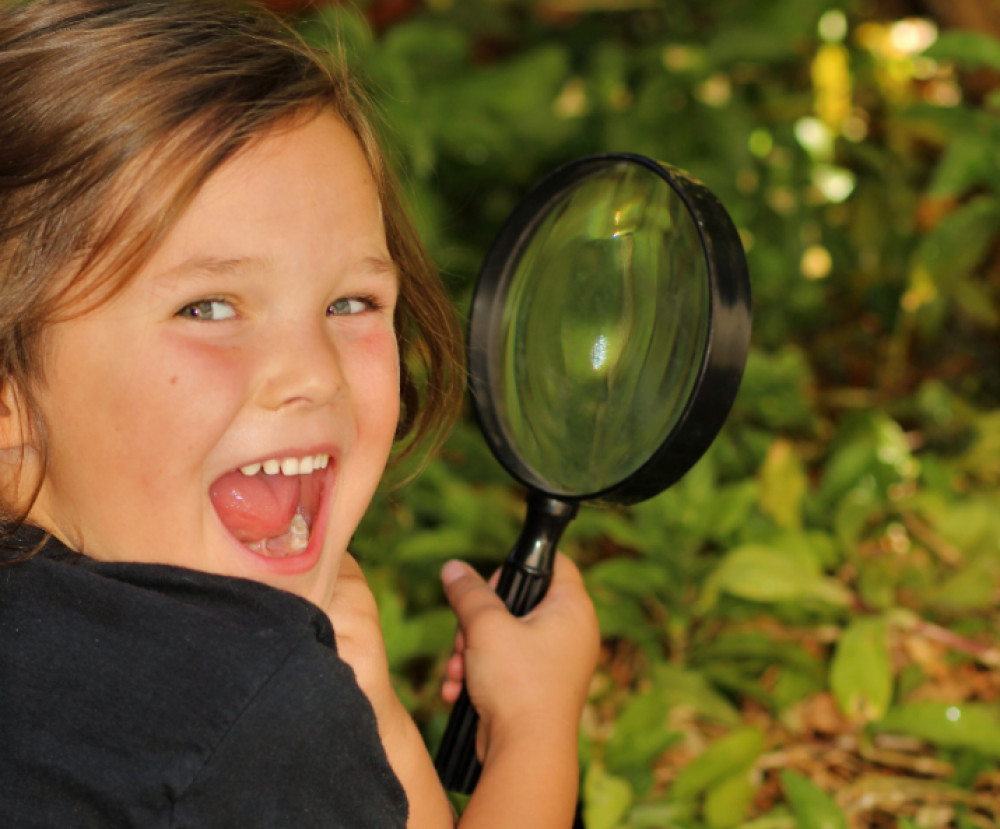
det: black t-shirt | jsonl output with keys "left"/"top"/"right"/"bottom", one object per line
{"left": 0, "top": 533, "right": 408, "bottom": 828}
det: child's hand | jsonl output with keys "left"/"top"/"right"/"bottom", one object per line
{"left": 325, "top": 554, "right": 404, "bottom": 736}
{"left": 440, "top": 554, "right": 599, "bottom": 762}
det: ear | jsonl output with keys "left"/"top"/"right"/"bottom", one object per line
{"left": 0, "top": 380, "right": 35, "bottom": 453}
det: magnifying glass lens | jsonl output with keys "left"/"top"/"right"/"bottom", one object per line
{"left": 497, "top": 162, "right": 711, "bottom": 496}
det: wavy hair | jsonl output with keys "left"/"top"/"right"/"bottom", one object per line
{"left": 0, "top": 0, "right": 463, "bottom": 529}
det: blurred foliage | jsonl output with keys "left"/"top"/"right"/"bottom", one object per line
{"left": 292, "top": 0, "right": 1000, "bottom": 826}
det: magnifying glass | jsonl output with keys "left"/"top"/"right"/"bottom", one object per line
{"left": 434, "top": 153, "right": 752, "bottom": 794}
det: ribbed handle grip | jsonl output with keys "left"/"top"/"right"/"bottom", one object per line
{"left": 435, "top": 494, "right": 578, "bottom": 794}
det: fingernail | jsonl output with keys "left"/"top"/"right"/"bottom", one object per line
{"left": 441, "top": 560, "right": 467, "bottom": 585}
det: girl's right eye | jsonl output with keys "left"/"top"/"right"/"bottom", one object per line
{"left": 176, "top": 299, "right": 236, "bottom": 321}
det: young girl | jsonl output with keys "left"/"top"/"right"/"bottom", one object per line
{"left": 0, "top": 1, "right": 599, "bottom": 826}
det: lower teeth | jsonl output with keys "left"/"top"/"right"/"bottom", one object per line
{"left": 244, "top": 512, "right": 311, "bottom": 557}
{"left": 288, "top": 512, "right": 309, "bottom": 552}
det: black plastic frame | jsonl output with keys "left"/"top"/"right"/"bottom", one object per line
{"left": 467, "top": 153, "right": 752, "bottom": 504}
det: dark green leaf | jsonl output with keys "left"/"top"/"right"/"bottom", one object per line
{"left": 924, "top": 29, "right": 1000, "bottom": 72}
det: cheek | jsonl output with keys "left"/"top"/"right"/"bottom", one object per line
{"left": 47, "top": 336, "right": 247, "bottom": 482}
{"left": 352, "top": 331, "right": 401, "bottom": 434}
{"left": 139, "top": 340, "right": 250, "bottom": 456}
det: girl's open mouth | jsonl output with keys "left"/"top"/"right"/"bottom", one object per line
{"left": 209, "top": 453, "right": 330, "bottom": 558}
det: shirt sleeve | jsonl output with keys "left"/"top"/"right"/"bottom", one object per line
{"left": 170, "top": 634, "right": 409, "bottom": 829}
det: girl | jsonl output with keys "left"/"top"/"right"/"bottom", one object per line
{"left": 0, "top": 1, "right": 599, "bottom": 827}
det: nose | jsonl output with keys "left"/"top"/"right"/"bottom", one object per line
{"left": 255, "top": 315, "right": 345, "bottom": 411}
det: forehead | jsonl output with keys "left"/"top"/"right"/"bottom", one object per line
{"left": 62, "top": 111, "right": 389, "bottom": 311}
{"left": 153, "top": 113, "right": 386, "bottom": 259}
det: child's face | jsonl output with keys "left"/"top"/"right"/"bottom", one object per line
{"left": 25, "top": 113, "right": 400, "bottom": 608}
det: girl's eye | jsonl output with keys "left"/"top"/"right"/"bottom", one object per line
{"left": 176, "top": 300, "right": 237, "bottom": 321}
{"left": 328, "top": 297, "right": 371, "bottom": 316}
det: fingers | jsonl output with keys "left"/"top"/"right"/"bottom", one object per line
{"left": 549, "top": 551, "right": 585, "bottom": 590}
{"left": 440, "top": 651, "right": 465, "bottom": 703}
{"left": 440, "top": 560, "right": 507, "bottom": 634}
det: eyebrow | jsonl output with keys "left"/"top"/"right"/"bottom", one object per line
{"left": 359, "top": 255, "right": 402, "bottom": 284}
{"left": 159, "top": 254, "right": 401, "bottom": 284}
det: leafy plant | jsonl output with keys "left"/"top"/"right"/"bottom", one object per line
{"left": 287, "top": 1, "right": 1000, "bottom": 826}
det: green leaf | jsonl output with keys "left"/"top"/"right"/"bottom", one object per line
{"left": 929, "top": 555, "right": 1000, "bottom": 612}
{"left": 924, "top": 29, "right": 1000, "bottom": 73}
{"left": 830, "top": 616, "right": 893, "bottom": 723}
{"left": 907, "top": 196, "right": 1000, "bottom": 331}
{"left": 926, "top": 133, "right": 1000, "bottom": 197}
{"left": 876, "top": 702, "right": 1000, "bottom": 757}
{"left": 704, "top": 479, "right": 760, "bottom": 542}
{"left": 704, "top": 769, "right": 756, "bottom": 828}
{"left": 670, "top": 728, "right": 764, "bottom": 801}
{"left": 651, "top": 664, "right": 741, "bottom": 727}
{"left": 759, "top": 439, "right": 807, "bottom": 530}
{"left": 585, "top": 558, "right": 672, "bottom": 599}
{"left": 780, "top": 770, "right": 848, "bottom": 829}
{"left": 604, "top": 690, "right": 681, "bottom": 776}
{"left": 626, "top": 801, "right": 695, "bottom": 828}
{"left": 589, "top": 588, "right": 655, "bottom": 642}
{"left": 583, "top": 765, "right": 633, "bottom": 829}
{"left": 700, "top": 544, "right": 850, "bottom": 611}
{"left": 738, "top": 816, "right": 796, "bottom": 829}
{"left": 734, "top": 347, "right": 816, "bottom": 431}
{"left": 380, "top": 20, "right": 469, "bottom": 83}
{"left": 819, "top": 412, "right": 920, "bottom": 525}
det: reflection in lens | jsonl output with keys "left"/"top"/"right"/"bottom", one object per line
{"left": 496, "top": 162, "right": 711, "bottom": 495}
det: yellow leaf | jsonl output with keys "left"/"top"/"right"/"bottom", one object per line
{"left": 812, "top": 43, "right": 852, "bottom": 130}
{"left": 759, "top": 439, "right": 807, "bottom": 530}
{"left": 901, "top": 265, "right": 938, "bottom": 312}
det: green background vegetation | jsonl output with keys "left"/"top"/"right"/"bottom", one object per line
{"left": 292, "top": 1, "right": 999, "bottom": 826}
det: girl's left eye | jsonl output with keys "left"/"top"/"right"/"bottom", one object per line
{"left": 177, "top": 299, "right": 237, "bottom": 321}
{"left": 328, "top": 297, "right": 371, "bottom": 316}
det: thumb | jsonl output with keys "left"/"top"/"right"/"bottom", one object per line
{"left": 440, "top": 560, "right": 507, "bottom": 635}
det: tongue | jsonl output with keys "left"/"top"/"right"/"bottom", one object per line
{"left": 210, "top": 471, "right": 300, "bottom": 544}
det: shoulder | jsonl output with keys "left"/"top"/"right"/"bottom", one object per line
{"left": 0, "top": 538, "right": 336, "bottom": 706}
{"left": 0, "top": 539, "right": 407, "bottom": 828}
{"left": 174, "top": 626, "right": 409, "bottom": 827}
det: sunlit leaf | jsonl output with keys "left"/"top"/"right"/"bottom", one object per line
{"left": 704, "top": 768, "right": 756, "bottom": 828}
{"left": 627, "top": 800, "right": 695, "bottom": 827}
{"left": 780, "top": 770, "right": 848, "bottom": 829}
{"left": 830, "top": 616, "right": 892, "bottom": 722}
{"left": 759, "top": 439, "right": 807, "bottom": 530}
{"left": 812, "top": 42, "right": 851, "bottom": 132}
{"left": 670, "top": 728, "right": 764, "bottom": 801}
{"left": 583, "top": 765, "right": 633, "bottom": 829}
{"left": 819, "top": 412, "right": 919, "bottom": 509}
{"left": 876, "top": 702, "right": 1000, "bottom": 757}
{"left": 700, "top": 544, "right": 850, "bottom": 611}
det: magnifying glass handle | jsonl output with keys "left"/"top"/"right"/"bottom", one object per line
{"left": 435, "top": 494, "right": 579, "bottom": 793}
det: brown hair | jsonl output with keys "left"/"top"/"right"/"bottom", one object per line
{"left": 0, "top": 0, "right": 463, "bottom": 527}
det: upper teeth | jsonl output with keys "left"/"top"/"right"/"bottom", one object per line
{"left": 239, "top": 454, "right": 330, "bottom": 477}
